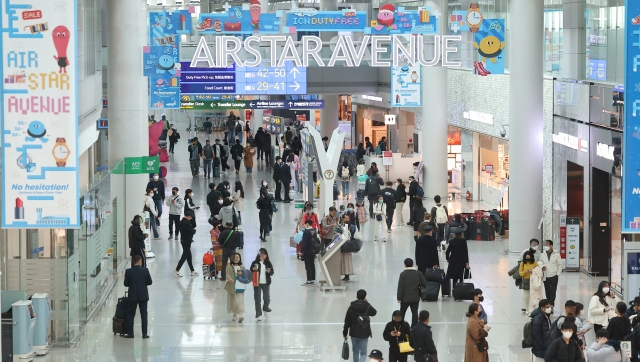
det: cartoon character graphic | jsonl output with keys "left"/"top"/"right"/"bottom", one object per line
{"left": 375, "top": 4, "right": 397, "bottom": 31}
{"left": 250, "top": 0, "right": 262, "bottom": 33}
{"left": 52, "top": 26, "right": 70, "bottom": 74}
{"left": 473, "top": 34, "right": 505, "bottom": 63}
{"left": 396, "top": 75, "right": 404, "bottom": 86}
{"left": 26, "top": 121, "right": 48, "bottom": 142}
{"left": 156, "top": 55, "right": 177, "bottom": 75}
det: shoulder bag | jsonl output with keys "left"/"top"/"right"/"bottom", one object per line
{"left": 398, "top": 334, "right": 414, "bottom": 354}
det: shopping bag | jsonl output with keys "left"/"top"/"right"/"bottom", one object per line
{"left": 463, "top": 268, "right": 472, "bottom": 280}
{"left": 353, "top": 230, "right": 362, "bottom": 240}
{"left": 341, "top": 340, "right": 349, "bottom": 360}
{"left": 357, "top": 174, "right": 368, "bottom": 183}
{"left": 235, "top": 279, "right": 246, "bottom": 293}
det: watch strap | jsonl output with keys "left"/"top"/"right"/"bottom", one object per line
{"left": 470, "top": 3, "right": 479, "bottom": 9}
{"left": 56, "top": 161, "right": 66, "bottom": 167}
{"left": 56, "top": 137, "right": 66, "bottom": 143}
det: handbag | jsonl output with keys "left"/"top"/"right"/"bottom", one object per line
{"left": 376, "top": 214, "right": 383, "bottom": 221}
{"left": 463, "top": 268, "right": 472, "bottom": 280}
{"left": 341, "top": 340, "right": 349, "bottom": 360}
{"left": 419, "top": 285, "right": 428, "bottom": 301}
{"left": 476, "top": 337, "right": 488, "bottom": 352}
{"left": 357, "top": 174, "right": 369, "bottom": 183}
{"left": 398, "top": 335, "right": 415, "bottom": 354}
{"left": 235, "top": 279, "right": 246, "bottom": 293}
{"left": 224, "top": 12, "right": 242, "bottom": 31}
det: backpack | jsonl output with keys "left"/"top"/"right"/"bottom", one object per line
{"left": 367, "top": 177, "right": 381, "bottom": 195}
{"left": 202, "top": 251, "right": 214, "bottom": 266}
{"left": 522, "top": 320, "right": 533, "bottom": 348}
{"left": 435, "top": 205, "right": 448, "bottom": 224}
{"left": 235, "top": 121, "right": 242, "bottom": 133}
{"left": 416, "top": 184, "right": 424, "bottom": 198}
{"left": 354, "top": 305, "right": 371, "bottom": 336}
{"left": 341, "top": 167, "right": 350, "bottom": 182}
{"left": 548, "top": 316, "right": 563, "bottom": 341}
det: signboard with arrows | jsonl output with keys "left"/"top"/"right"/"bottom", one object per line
{"left": 180, "top": 99, "right": 324, "bottom": 110}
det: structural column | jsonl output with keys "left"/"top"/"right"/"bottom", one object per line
{"left": 421, "top": 0, "right": 448, "bottom": 203}
{"left": 107, "top": 0, "right": 149, "bottom": 223}
{"left": 508, "top": 0, "right": 544, "bottom": 251}
{"left": 320, "top": 94, "right": 340, "bottom": 139}
{"left": 561, "top": 0, "right": 586, "bottom": 79}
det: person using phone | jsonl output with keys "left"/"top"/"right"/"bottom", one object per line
{"left": 250, "top": 248, "right": 274, "bottom": 322}
{"left": 588, "top": 281, "right": 621, "bottom": 333}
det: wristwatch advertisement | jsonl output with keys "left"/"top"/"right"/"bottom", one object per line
{"left": 52, "top": 138, "right": 71, "bottom": 167}
{"left": 466, "top": 3, "right": 483, "bottom": 33}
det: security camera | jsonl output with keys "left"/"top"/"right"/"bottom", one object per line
{"left": 500, "top": 128, "right": 506, "bottom": 137}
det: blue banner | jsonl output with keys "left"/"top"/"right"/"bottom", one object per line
{"left": 391, "top": 63, "right": 421, "bottom": 107}
{"left": 149, "top": 10, "right": 192, "bottom": 46}
{"left": 197, "top": 6, "right": 280, "bottom": 35}
{"left": 473, "top": 19, "right": 505, "bottom": 76}
{"left": 148, "top": 11, "right": 185, "bottom": 109}
{"left": 366, "top": 5, "right": 438, "bottom": 35}
{"left": 623, "top": 0, "right": 640, "bottom": 232}
{"left": 285, "top": 9, "right": 367, "bottom": 32}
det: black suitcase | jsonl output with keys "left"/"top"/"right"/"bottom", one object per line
{"left": 452, "top": 282, "right": 475, "bottom": 300}
{"left": 212, "top": 166, "right": 220, "bottom": 178}
{"left": 424, "top": 268, "right": 445, "bottom": 283}
{"left": 113, "top": 317, "right": 126, "bottom": 336}
{"left": 236, "top": 230, "right": 244, "bottom": 249}
{"left": 114, "top": 293, "right": 128, "bottom": 320}
{"left": 422, "top": 281, "right": 440, "bottom": 302}
{"left": 441, "top": 278, "right": 452, "bottom": 297}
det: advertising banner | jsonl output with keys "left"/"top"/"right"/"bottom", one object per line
{"left": 566, "top": 217, "right": 580, "bottom": 269}
{"left": 148, "top": 10, "right": 184, "bottom": 109}
{"left": 449, "top": 10, "right": 469, "bottom": 33}
{"left": 391, "top": 58, "right": 421, "bottom": 107}
{"left": 368, "top": 5, "right": 438, "bottom": 35}
{"left": 627, "top": 252, "right": 640, "bottom": 300}
{"left": 559, "top": 214, "right": 567, "bottom": 261}
{"left": 1, "top": 0, "right": 80, "bottom": 228}
{"left": 473, "top": 19, "right": 506, "bottom": 76}
{"left": 623, "top": 0, "right": 640, "bottom": 233}
{"left": 196, "top": 3, "right": 280, "bottom": 35}
{"left": 285, "top": 9, "right": 367, "bottom": 32}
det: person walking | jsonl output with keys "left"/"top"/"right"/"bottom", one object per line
{"left": 183, "top": 189, "right": 199, "bottom": 227}
{"left": 168, "top": 124, "right": 179, "bottom": 154}
{"left": 143, "top": 188, "right": 160, "bottom": 239}
{"left": 465, "top": 303, "right": 490, "bottom": 362}
{"left": 410, "top": 199, "right": 427, "bottom": 239}
{"left": 234, "top": 118, "right": 244, "bottom": 144}
{"left": 372, "top": 195, "right": 387, "bottom": 242}
{"left": 365, "top": 171, "right": 384, "bottom": 218}
{"left": 343, "top": 289, "right": 378, "bottom": 362}
{"left": 430, "top": 195, "right": 449, "bottom": 246}
{"left": 340, "top": 161, "right": 353, "bottom": 199}
{"left": 128, "top": 215, "right": 147, "bottom": 268}
{"left": 202, "top": 117, "right": 212, "bottom": 142}
{"left": 321, "top": 207, "right": 339, "bottom": 247}
{"left": 445, "top": 232, "right": 469, "bottom": 292}
{"left": 255, "top": 127, "right": 266, "bottom": 161}
{"left": 356, "top": 144, "right": 366, "bottom": 163}
{"left": 300, "top": 219, "right": 317, "bottom": 286}
{"left": 123, "top": 255, "right": 152, "bottom": 339}
{"left": 221, "top": 139, "right": 231, "bottom": 174}
{"left": 288, "top": 153, "right": 300, "bottom": 192}
{"left": 250, "top": 248, "right": 274, "bottom": 321}
{"left": 232, "top": 181, "right": 244, "bottom": 223}
{"left": 382, "top": 310, "right": 411, "bottom": 362}
{"left": 165, "top": 187, "right": 183, "bottom": 240}
{"left": 282, "top": 158, "right": 292, "bottom": 203}
{"left": 284, "top": 126, "right": 294, "bottom": 145}
{"left": 261, "top": 130, "right": 272, "bottom": 166}
{"left": 520, "top": 238, "right": 542, "bottom": 262}
{"left": 365, "top": 136, "right": 375, "bottom": 154}
{"left": 225, "top": 112, "right": 237, "bottom": 145}
{"left": 188, "top": 137, "right": 203, "bottom": 177}
{"left": 395, "top": 179, "right": 407, "bottom": 226}
{"left": 409, "top": 310, "right": 438, "bottom": 362}
{"left": 539, "top": 239, "right": 563, "bottom": 308}
{"left": 243, "top": 142, "right": 255, "bottom": 175}
{"left": 377, "top": 136, "right": 387, "bottom": 152}
{"left": 407, "top": 176, "right": 419, "bottom": 223}
{"left": 587, "top": 329, "right": 631, "bottom": 362}
{"left": 219, "top": 222, "right": 240, "bottom": 281}
{"left": 339, "top": 214, "right": 355, "bottom": 282}
{"left": 206, "top": 183, "right": 221, "bottom": 216}
{"left": 215, "top": 200, "right": 238, "bottom": 232}
{"left": 257, "top": 190, "right": 272, "bottom": 241}
{"left": 225, "top": 252, "right": 248, "bottom": 322}
{"left": 381, "top": 181, "right": 397, "bottom": 234}
{"left": 544, "top": 322, "right": 583, "bottom": 362}
{"left": 212, "top": 138, "right": 225, "bottom": 176}
{"left": 273, "top": 156, "right": 284, "bottom": 201}
{"left": 231, "top": 139, "right": 244, "bottom": 174}
{"left": 202, "top": 140, "right": 214, "bottom": 178}
{"left": 531, "top": 299, "right": 553, "bottom": 361}
{"left": 397, "top": 258, "right": 427, "bottom": 327}
{"left": 146, "top": 173, "right": 165, "bottom": 223}
{"left": 173, "top": 212, "right": 198, "bottom": 277}
{"left": 415, "top": 225, "right": 439, "bottom": 275}
{"left": 519, "top": 250, "right": 539, "bottom": 314}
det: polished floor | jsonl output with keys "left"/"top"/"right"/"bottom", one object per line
{"left": 43, "top": 129, "right": 604, "bottom": 362}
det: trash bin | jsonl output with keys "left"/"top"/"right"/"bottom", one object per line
{"left": 31, "top": 293, "right": 51, "bottom": 355}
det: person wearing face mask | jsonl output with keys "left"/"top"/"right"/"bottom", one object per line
{"left": 187, "top": 137, "right": 203, "bottom": 177}
{"left": 321, "top": 207, "right": 340, "bottom": 246}
{"left": 539, "top": 239, "right": 563, "bottom": 309}
{"left": 210, "top": 196, "right": 224, "bottom": 224}
{"left": 165, "top": 187, "right": 184, "bottom": 240}
{"left": 256, "top": 190, "right": 272, "bottom": 241}
{"left": 574, "top": 303, "right": 591, "bottom": 348}
{"left": 243, "top": 140, "right": 255, "bottom": 175}
{"left": 231, "top": 139, "right": 244, "bottom": 174}
{"left": 250, "top": 248, "right": 274, "bottom": 321}
{"left": 297, "top": 202, "right": 320, "bottom": 231}
{"left": 340, "top": 161, "right": 353, "bottom": 200}
{"left": 232, "top": 181, "right": 244, "bottom": 222}
{"left": 409, "top": 310, "right": 438, "bottom": 362}
{"left": 529, "top": 260, "right": 545, "bottom": 315}
{"left": 272, "top": 156, "right": 284, "bottom": 202}
{"left": 553, "top": 300, "right": 578, "bottom": 339}
{"left": 519, "top": 250, "right": 539, "bottom": 314}
{"left": 382, "top": 310, "right": 411, "bottom": 362}
{"left": 544, "top": 322, "right": 584, "bottom": 362}
{"left": 183, "top": 189, "right": 199, "bottom": 228}
{"left": 589, "top": 281, "right": 621, "bottom": 333}
{"left": 146, "top": 173, "right": 165, "bottom": 225}
{"left": 344, "top": 203, "right": 360, "bottom": 235}
{"left": 339, "top": 214, "right": 355, "bottom": 283}
{"left": 202, "top": 140, "right": 214, "bottom": 178}
{"left": 216, "top": 181, "right": 231, "bottom": 199}
{"left": 372, "top": 195, "right": 387, "bottom": 242}
{"left": 465, "top": 303, "right": 490, "bottom": 362}
{"left": 407, "top": 176, "right": 419, "bottom": 224}
{"left": 520, "top": 238, "right": 542, "bottom": 262}
{"left": 365, "top": 170, "right": 384, "bottom": 217}
{"left": 587, "top": 329, "right": 631, "bottom": 362}
{"left": 173, "top": 211, "right": 198, "bottom": 277}
{"left": 395, "top": 179, "right": 407, "bottom": 226}
{"left": 381, "top": 181, "right": 397, "bottom": 234}
{"left": 128, "top": 215, "right": 147, "bottom": 268}
{"left": 531, "top": 299, "right": 553, "bottom": 361}
{"left": 471, "top": 289, "right": 488, "bottom": 325}
{"left": 143, "top": 188, "right": 160, "bottom": 239}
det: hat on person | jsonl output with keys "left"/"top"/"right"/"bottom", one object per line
{"left": 368, "top": 349, "right": 384, "bottom": 360}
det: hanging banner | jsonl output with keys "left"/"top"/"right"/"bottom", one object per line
{"left": 285, "top": 9, "right": 367, "bottom": 32}
{"left": 196, "top": 3, "right": 280, "bottom": 35}
{"left": 1, "top": 0, "right": 80, "bottom": 228}
{"left": 368, "top": 5, "right": 438, "bottom": 35}
{"left": 391, "top": 58, "right": 421, "bottom": 106}
{"left": 623, "top": 0, "right": 640, "bottom": 233}
{"left": 559, "top": 214, "right": 567, "bottom": 262}
{"left": 148, "top": 10, "right": 185, "bottom": 109}
{"left": 473, "top": 19, "right": 506, "bottom": 76}
{"left": 627, "top": 252, "right": 640, "bottom": 304}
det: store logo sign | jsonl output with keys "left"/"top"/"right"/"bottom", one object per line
{"left": 463, "top": 111, "right": 493, "bottom": 125}
{"left": 552, "top": 132, "right": 588, "bottom": 153}
{"left": 596, "top": 142, "right": 615, "bottom": 161}
{"left": 361, "top": 94, "right": 383, "bottom": 102}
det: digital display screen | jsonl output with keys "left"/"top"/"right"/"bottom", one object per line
{"left": 180, "top": 61, "right": 307, "bottom": 95}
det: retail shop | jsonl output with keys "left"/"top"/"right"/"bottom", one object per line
{"left": 550, "top": 80, "right": 623, "bottom": 289}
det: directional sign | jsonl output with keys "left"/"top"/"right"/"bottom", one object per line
{"left": 180, "top": 99, "right": 324, "bottom": 110}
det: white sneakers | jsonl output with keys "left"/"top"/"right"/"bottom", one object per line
{"left": 174, "top": 271, "right": 182, "bottom": 277}
{"left": 190, "top": 271, "right": 199, "bottom": 276}
{"left": 264, "top": 311, "right": 269, "bottom": 318}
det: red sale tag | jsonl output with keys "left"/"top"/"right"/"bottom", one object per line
{"left": 22, "top": 10, "right": 42, "bottom": 20}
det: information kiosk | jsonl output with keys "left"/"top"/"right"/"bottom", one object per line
{"left": 30, "top": 294, "right": 51, "bottom": 355}
{"left": 318, "top": 234, "right": 348, "bottom": 292}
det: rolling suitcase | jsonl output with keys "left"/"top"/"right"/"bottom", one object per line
{"left": 212, "top": 242, "right": 223, "bottom": 274}
{"left": 202, "top": 264, "right": 215, "bottom": 279}
{"left": 424, "top": 268, "right": 445, "bottom": 283}
{"left": 113, "top": 292, "right": 128, "bottom": 336}
{"left": 452, "top": 282, "right": 475, "bottom": 300}
{"left": 212, "top": 166, "right": 220, "bottom": 178}
{"left": 441, "top": 278, "right": 452, "bottom": 297}
{"left": 236, "top": 230, "right": 244, "bottom": 249}
{"left": 422, "top": 281, "right": 440, "bottom": 302}
{"left": 113, "top": 317, "right": 126, "bottom": 336}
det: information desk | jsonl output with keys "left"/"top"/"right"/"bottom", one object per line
{"left": 363, "top": 154, "right": 419, "bottom": 181}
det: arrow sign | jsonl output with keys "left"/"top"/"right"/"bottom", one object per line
{"left": 289, "top": 67, "right": 300, "bottom": 79}
{"left": 249, "top": 102, "right": 255, "bottom": 107}
{"left": 289, "top": 81, "right": 300, "bottom": 91}
{"left": 288, "top": 102, "right": 293, "bottom": 107}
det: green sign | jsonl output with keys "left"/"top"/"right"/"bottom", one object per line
{"left": 124, "top": 156, "right": 159, "bottom": 174}
{"left": 181, "top": 100, "right": 248, "bottom": 110}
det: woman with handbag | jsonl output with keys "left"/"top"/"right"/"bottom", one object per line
{"left": 588, "top": 281, "right": 621, "bottom": 333}
{"left": 250, "top": 248, "right": 274, "bottom": 322}
{"left": 372, "top": 195, "right": 387, "bottom": 242}
{"left": 231, "top": 139, "right": 244, "bottom": 174}
{"left": 383, "top": 310, "right": 412, "bottom": 362}
{"left": 465, "top": 303, "right": 490, "bottom": 362}
{"left": 225, "top": 253, "right": 248, "bottom": 322}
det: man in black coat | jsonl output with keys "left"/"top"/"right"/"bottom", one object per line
{"left": 407, "top": 176, "right": 418, "bottom": 224}
{"left": 282, "top": 158, "right": 292, "bottom": 203}
{"left": 365, "top": 136, "right": 375, "bottom": 153}
{"left": 343, "top": 289, "right": 378, "bottom": 362}
{"left": 219, "top": 222, "right": 240, "bottom": 281}
{"left": 255, "top": 128, "right": 265, "bottom": 160}
{"left": 128, "top": 215, "right": 147, "bottom": 267}
{"left": 124, "top": 255, "right": 152, "bottom": 338}
{"left": 261, "top": 130, "right": 272, "bottom": 166}
{"left": 174, "top": 212, "right": 197, "bottom": 277}
{"left": 273, "top": 156, "right": 284, "bottom": 201}
{"left": 409, "top": 310, "right": 438, "bottom": 362}
{"left": 531, "top": 299, "right": 552, "bottom": 359}
{"left": 381, "top": 182, "right": 397, "bottom": 232}
{"left": 146, "top": 173, "right": 165, "bottom": 224}
{"left": 544, "top": 321, "right": 582, "bottom": 362}
{"left": 300, "top": 220, "right": 317, "bottom": 285}
{"left": 397, "top": 258, "right": 427, "bottom": 327}
{"left": 415, "top": 225, "right": 439, "bottom": 274}
{"left": 206, "top": 183, "right": 221, "bottom": 215}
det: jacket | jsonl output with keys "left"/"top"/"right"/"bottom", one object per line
{"left": 124, "top": 265, "right": 152, "bottom": 302}
{"left": 165, "top": 194, "right": 184, "bottom": 215}
{"left": 219, "top": 229, "right": 240, "bottom": 249}
{"left": 365, "top": 175, "right": 384, "bottom": 195}
{"left": 298, "top": 211, "right": 320, "bottom": 231}
{"left": 415, "top": 234, "right": 439, "bottom": 271}
{"left": 206, "top": 189, "right": 222, "bottom": 215}
{"left": 224, "top": 263, "right": 249, "bottom": 294}
{"left": 430, "top": 204, "right": 449, "bottom": 224}
{"left": 143, "top": 195, "right": 158, "bottom": 217}
{"left": 445, "top": 237, "right": 469, "bottom": 280}
{"left": 531, "top": 307, "right": 552, "bottom": 358}
{"left": 230, "top": 144, "right": 244, "bottom": 161}
{"left": 397, "top": 268, "right": 428, "bottom": 303}
{"left": 408, "top": 180, "right": 418, "bottom": 199}
{"left": 273, "top": 162, "right": 283, "bottom": 182}
{"left": 321, "top": 215, "right": 339, "bottom": 240}
{"left": 243, "top": 146, "right": 255, "bottom": 168}
{"left": 281, "top": 163, "right": 292, "bottom": 183}
{"left": 216, "top": 205, "right": 238, "bottom": 226}
{"left": 625, "top": 324, "right": 640, "bottom": 362}
{"left": 255, "top": 129, "right": 266, "bottom": 148}
{"left": 342, "top": 300, "right": 377, "bottom": 338}
{"left": 217, "top": 184, "right": 231, "bottom": 198}
{"left": 520, "top": 248, "right": 542, "bottom": 262}
{"left": 519, "top": 261, "right": 539, "bottom": 280}
{"left": 410, "top": 207, "right": 427, "bottom": 225}
{"left": 356, "top": 164, "right": 366, "bottom": 177}
{"left": 128, "top": 222, "right": 145, "bottom": 255}
{"left": 544, "top": 337, "right": 583, "bottom": 362}
{"left": 203, "top": 145, "right": 214, "bottom": 159}
{"left": 300, "top": 228, "right": 316, "bottom": 254}
{"left": 587, "top": 341, "right": 630, "bottom": 362}
{"left": 373, "top": 202, "right": 387, "bottom": 217}
{"left": 188, "top": 142, "right": 202, "bottom": 159}
{"left": 465, "top": 315, "right": 488, "bottom": 362}
{"left": 381, "top": 187, "right": 397, "bottom": 208}
{"left": 179, "top": 217, "right": 196, "bottom": 241}
{"left": 383, "top": 319, "right": 412, "bottom": 354}
{"left": 249, "top": 259, "right": 274, "bottom": 286}
{"left": 607, "top": 316, "right": 632, "bottom": 341}
{"left": 356, "top": 147, "right": 366, "bottom": 161}
{"left": 446, "top": 220, "right": 467, "bottom": 241}
{"left": 396, "top": 184, "right": 407, "bottom": 202}
{"left": 539, "top": 249, "right": 563, "bottom": 279}
{"left": 409, "top": 323, "right": 438, "bottom": 362}
{"left": 232, "top": 191, "right": 244, "bottom": 212}
{"left": 530, "top": 266, "right": 545, "bottom": 312}
{"left": 184, "top": 196, "right": 196, "bottom": 215}
{"left": 589, "top": 294, "right": 621, "bottom": 327}
{"left": 146, "top": 180, "right": 165, "bottom": 201}
{"left": 213, "top": 143, "right": 226, "bottom": 158}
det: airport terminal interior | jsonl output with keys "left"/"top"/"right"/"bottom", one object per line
{"left": 0, "top": 0, "right": 635, "bottom": 361}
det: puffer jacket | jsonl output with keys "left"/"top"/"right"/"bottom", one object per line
{"left": 589, "top": 294, "right": 621, "bottom": 327}
{"left": 531, "top": 307, "right": 552, "bottom": 358}
{"left": 586, "top": 341, "right": 630, "bottom": 362}
{"left": 216, "top": 205, "right": 238, "bottom": 226}
{"left": 544, "top": 336, "right": 582, "bottom": 362}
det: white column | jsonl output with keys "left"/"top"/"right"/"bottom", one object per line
{"left": 320, "top": 0, "right": 338, "bottom": 42}
{"left": 508, "top": 0, "right": 544, "bottom": 251}
{"left": 107, "top": 0, "right": 149, "bottom": 224}
{"left": 320, "top": 94, "right": 340, "bottom": 139}
{"left": 421, "top": 0, "right": 448, "bottom": 202}
{"left": 561, "top": 0, "right": 586, "bottom": 79}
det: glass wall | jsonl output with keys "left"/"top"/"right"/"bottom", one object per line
{"left": 585, "top": 0, "right": 624, "bottom": 83}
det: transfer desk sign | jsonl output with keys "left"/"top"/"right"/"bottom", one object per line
{"left": 0, "top": 0, "right": 80, "bottom": 228}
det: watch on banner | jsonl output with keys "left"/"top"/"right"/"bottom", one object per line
{"left": 466, "top": 3, "right": 483, "bottom": 33}
{"left": 52, "top": 138, "right": 70, "bottom": 167}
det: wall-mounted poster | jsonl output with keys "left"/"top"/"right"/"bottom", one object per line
{"left": 473, "top": 19, "right": 506, "bottom": 76}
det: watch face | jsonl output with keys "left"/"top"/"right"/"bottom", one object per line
{"left": 54, "top": 144, "right": 70, "bottom": 160}
{"left": 467, "top": 10, "right": 482, "bottom": 26}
